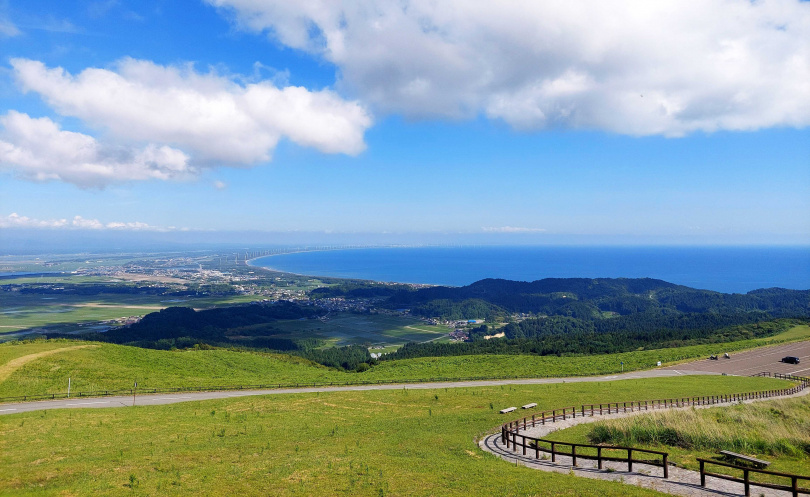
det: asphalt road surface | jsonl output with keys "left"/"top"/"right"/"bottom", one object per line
{"left": 1, "top": 340, "right": 806, "bottom": 416}
{"left": 662, "top": 340, "right": 810, "bottom": 377}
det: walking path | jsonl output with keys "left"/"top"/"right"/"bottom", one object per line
{"left": 480, "top": 387, "right": 809, "bottom": 496}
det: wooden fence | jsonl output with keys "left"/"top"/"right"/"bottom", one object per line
{"left": 698, "top": 458, "right": 810, "bottom": 497}
{"left": 499, "top": 373, "right": 808, "bottom": 481}
{"left": 502, "top": 425, "right": 669, "bottom": 477}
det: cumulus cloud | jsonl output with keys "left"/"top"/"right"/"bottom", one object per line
{"left": 0, "top": 111, "right": 193, "bottom": 187}
{"left": 0, "top": 212, "right": 170, "bottom": 230}
{"left": 0, "top": 213, "right": 69, "bottom": 228}
{"left": 11, "top": 58, "right": 372, "bottom": 165}
{"left": 209, "top": 0, "right": 810, "bottom": 135}
{"left": 212, "top": 180, "right": 228, "bottom": 190}
{"left": 482, "top": 226, "right": 546, "bottom": 233}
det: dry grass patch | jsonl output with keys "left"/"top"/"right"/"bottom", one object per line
{"left": 589, "top": 397, "right": 810, "bottom": 458}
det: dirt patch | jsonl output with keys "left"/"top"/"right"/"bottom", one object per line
{"left": 0, "top": 345, "right": 99, "bottom": 383}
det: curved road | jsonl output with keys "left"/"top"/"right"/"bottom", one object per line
{"left": 1, "top": 340, "right": 805, "bottom": 416}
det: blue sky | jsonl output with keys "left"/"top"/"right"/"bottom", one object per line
{"left": 0, "top": 0, "right": 808, "bottom": 247}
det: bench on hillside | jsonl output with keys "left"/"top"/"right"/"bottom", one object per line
{"left": 499, "top": 407, "right": 516, "bottom": 414}
{"left": 719, "top": 450, "right": 770, "bottom": 469}
{"left": 521, "top": 403, "right": 537, "bottom": 409}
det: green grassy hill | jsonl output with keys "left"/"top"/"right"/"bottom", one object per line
{"left": 0, "top": 375, "right": 793, "bottom": 496}
{"left": 1, "top": 324, "right": 807, "bottom": 399}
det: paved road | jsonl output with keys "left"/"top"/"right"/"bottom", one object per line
{"left": 0, "top": 369, "right": 717, "bottom": 415}
{"left": 662, "top": 340, "right": 810, "bottom": 377}
{"left": 1, "top": 340, "right": 806, "bottom": 416}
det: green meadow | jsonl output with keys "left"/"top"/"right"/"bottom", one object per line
{"left": 0, "top": 375, "right": 793, "bottom": 496}
{"left": 0, "top": 323, "right": 805, "bottom": 399}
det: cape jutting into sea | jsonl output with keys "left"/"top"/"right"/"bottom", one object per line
{"left": 250, "top": 246, "right": 810, "bottom": 294}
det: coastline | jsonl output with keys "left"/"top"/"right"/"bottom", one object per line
{"left": 243, "top": 245, "right": 810, "bottom": 293}
{"left": 245, "top": 245, "right": 444, "bottom": 286}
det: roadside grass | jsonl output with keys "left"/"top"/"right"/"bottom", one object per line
{"left": 0, "top": 324, "right": 808, "bottom": 399}
{"left": 546, "top": 396, "right": 810, "bottom": 484}
{"left": 0, "top": 375, "right": 791, "bottom": 496}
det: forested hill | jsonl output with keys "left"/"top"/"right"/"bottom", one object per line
{"left": 381, "top": 278, "right": 810, "bottom": 320}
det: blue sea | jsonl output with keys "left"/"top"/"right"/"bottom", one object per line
{"left": 250, "top": 246, "right": 810, "bottom": 294}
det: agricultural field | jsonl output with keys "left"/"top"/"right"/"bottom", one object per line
{"left": 0, "top": 323, "right": 807, "bottom": 399}
{"left": 0, "top": 375, "right": 793, "bottom": 496}
{"left": 0, "top": 291, "right": 263, "bottom": 335}
{"left": 0, "top": 250, "right": 329, "bottom": 337}
{"left": 248, "top": 313, "right": 449, "bottom": 349}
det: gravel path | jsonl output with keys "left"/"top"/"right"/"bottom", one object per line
{"left": 480, "top": 387, "right": 808, "bottom": 497}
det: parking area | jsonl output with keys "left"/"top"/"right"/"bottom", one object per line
{"left": 663, "top": 340, "right": 810, "bottom": 377}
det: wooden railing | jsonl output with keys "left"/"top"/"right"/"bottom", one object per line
{"left": 498, "top": 374, "right": 807, "bottom": 481}
{"left": 752, "top": 372, "right": 810, "bottom": 386}
{"left": 698, "top": 458, "right": 810, "bottom": 497}
{"left": 501, "top": 426, "right": 669, "bottom": 477}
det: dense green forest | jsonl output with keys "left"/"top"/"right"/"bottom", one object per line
{"left": 381, "top": 278, "right": 810, "bottom": 319}
{"left": 384, "top": 319, "right": 800, "bottom": 361}
{"left": 327, "top": 278, "right": 810, "bottom": 361}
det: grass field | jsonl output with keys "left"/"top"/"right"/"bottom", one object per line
{"left": 0, "top": 324, "right": 807, "bottom": 399}
{"left": 545, "top": 395, "right": 810, "bottom": 481}
{"left": 0, "top": 375, "right": 793, "bottom": 496}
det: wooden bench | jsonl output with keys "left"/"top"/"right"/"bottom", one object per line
{"left": 521, "top": 403, "right": 537, "bottom": 409}
{"left": 719, "top": 450, "right": 770, "bottom": 468}
{"left": 499, "top": 407, "right": 516, "bottom": 414}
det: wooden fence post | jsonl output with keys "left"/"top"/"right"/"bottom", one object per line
{"left": 744, "top": 468, "right": 750, "bottom": 496}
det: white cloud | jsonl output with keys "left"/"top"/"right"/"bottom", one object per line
{"left": 0, "top": 213, "right": 68, "bottom": 228}
{"left": 209, "top": 0, "right": 810, "bottom": 135}
{"left": 482, "top": 226, "right": 546, "bottom": 233}
{"left": 0, "top": 17, "right": 20, "bottom": 37}
{"left": 11, "top": 58, "right": 372, "bottom": 166}
{"left": 213, "top": 180, "right": 228, "bottom": 190}
{"left": 0, "top": 111, "right": 193, "bottom": 187}
{"left": 0, "top": 212, "right": 170, "bottom": 231}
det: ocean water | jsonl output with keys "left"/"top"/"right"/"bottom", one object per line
{"left": 250, "top": 246, "right": 810, "bottom": 294}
